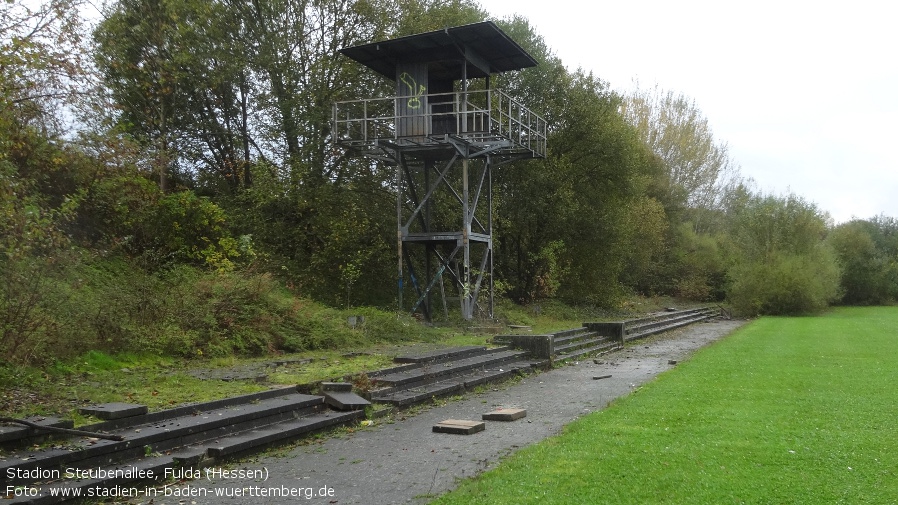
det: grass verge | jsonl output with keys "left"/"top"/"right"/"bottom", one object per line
{"left": 429, "top": 306, "right": 898, "bottom": 504}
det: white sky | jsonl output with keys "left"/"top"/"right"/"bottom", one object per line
{"left": 483, "top": 0, "right": 898, "bottom": 223}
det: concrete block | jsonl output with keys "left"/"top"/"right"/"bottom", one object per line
{"left": 432, "top": 419, "right": 485, "bottom": 435}
{"left": 323, "top": 391, "right": 371, "bottom": 411}
{"left": 79, "top": 403, "right": 148, "bottom": 420}
{"left": 585, "top": 322, "right": 625, "bottom": 343}
{"left": 506, "top": 335, "right": 554, "bottom": 359}
{"left": 482, "top": 408, "right": 526, "bottom": 421}
{"left": 320, "top": 382, "right": 353, "bottom": 392}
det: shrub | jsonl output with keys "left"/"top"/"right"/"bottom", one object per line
{"left": 725, "top": 191, "right": 841, "bottom": 315}
{"left": 727, "top": 249, "right": 841, "bottom": 316}
{"left": 829, "top": 219, "right": 898, "bottom": 305}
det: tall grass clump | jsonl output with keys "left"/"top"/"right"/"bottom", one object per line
{"left": 0, "top": 251, "right": 430, "bottom": 365}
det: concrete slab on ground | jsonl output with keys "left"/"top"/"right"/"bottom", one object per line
{"left": 482, "top": 408, "right": 527, "bottom": 421}
{"left": 432, "top": 419, "right": 486, "bottom": 435}
{"left": 78, "top": 403, "right": 148, "bottom": 420}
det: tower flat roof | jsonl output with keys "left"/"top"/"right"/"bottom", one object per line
{"left": 339, "top": 21, "right": 538, "bottom": 81}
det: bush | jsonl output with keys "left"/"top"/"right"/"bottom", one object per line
{"left": 0, "top": 246, "right": 441, "bottom": 365}
{"left": 725, "top": 191, "right": 841, "bottom": 316}
{"left": 78, "top": 176, "right": 249, "bottom": 271}
{"left": 727, "top": 250, "right": 841, "bottom": 316}
{"left": 829, "top": 219, "right": 898, "bottom": 305}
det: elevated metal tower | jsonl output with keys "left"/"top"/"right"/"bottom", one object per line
{"left": 333, "top": 21, "right": 546, "bottom": 321}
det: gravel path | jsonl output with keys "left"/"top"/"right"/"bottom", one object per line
{"left": 152, "top": 319, "right": 746, "bottom": 505}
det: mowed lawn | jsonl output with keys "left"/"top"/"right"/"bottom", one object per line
{"left": 430, "top": 307, "right": 898, "bottom": 505}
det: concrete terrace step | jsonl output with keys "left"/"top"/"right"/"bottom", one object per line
{"left": 393, "top": 345, "right": 489, "bottom": 364}
{"left": 555, "top": 340, "right": 621, "bottom": 361}
{"left": 626, "top": 309, "right": 714, "bottom": 336}
{"left": 205, "top": 409, "right": 363, "bottom": 458}
{"left": 73, "top": 386, "right": 302, "bottom": 434}
{"left": 370, "top": 348, "right": 528, "bottom": 388}
{"left": 65, "top": 402, "right": 329, "bottom": 472}
{"left": 8, "top": 409, "right": 362, "bottom": 505}
{"left": 629, "top": 307, "right": 714, "bottom": 324}
{"left": 551, "top": 327, "right": 623, "bottom": 361}
{"left": 8, "top": 449, "right": 205, "bottom": 505}
{"left": 0, "top": 417, "right": 74, "bottom": 447}
{"left": 1, "top": 393, "right": 324, "bottom": 482}
{"left": 365, "top": 346, "right": 502, "bottom": 380}
{"left": 554, "top": 334, "right": 617, "bottom": 356}
{"left": 550, "top": 327, "right": 594, "bottom": 340}
{"left": 626, "top": 311, "right": 715, "bottom": 342}
{"left": 553, "top": 330, "right": 601, "bottom": 347}
{"left": 371, "top": 360, "right": 537, "bottom": 407}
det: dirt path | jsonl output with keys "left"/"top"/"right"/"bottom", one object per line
{"left": 150, "top": 319, "right": 746, "bottom": 505}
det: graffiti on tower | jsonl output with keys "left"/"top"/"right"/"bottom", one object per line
{"left": 399, "top": 72, "right": 426, "bottom": 110}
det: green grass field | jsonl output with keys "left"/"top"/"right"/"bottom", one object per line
{"left": 430, "top": 307, "right": 898, "bottom": 504}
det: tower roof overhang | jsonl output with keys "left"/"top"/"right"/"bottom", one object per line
{"left": 339, "top": 21, "right": 538, "bottom": 81}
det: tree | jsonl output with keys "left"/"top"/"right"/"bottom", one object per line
{"left": 233, "top": 0, "right": 394, "bottom": 184}
{"left": 1, "top": 0, "right": 89, "bottom": 132}
{"left": 94, "top": 0, "right": 188, "bottom": 191}
{"left": 95, "top": 0, "right": 275, "bottom": 191}
{"left": 829, "top": 217, "right": 898, "bottom": 305}
{"left": 725, "top": 192, "right": 840, "bottom": 315}
{"left": 620, "top": 84, "right": 740, "bottom": 231}
{"left": 489, "top": 18, "right": 660, "bottom": 305}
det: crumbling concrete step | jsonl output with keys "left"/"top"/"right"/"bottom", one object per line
{"left": 553, "top": 331, "right": 599, "bottom": 346}
{"left": 626, "top": 308, "right": 713, "bottom": 331}
{"left": 1, "top": 394, "right": 323, "bottom": 481}
{"left": 7, "top": 448, "right": 204, "bottom": 505}
{"left": 77, "top": 386, "right": 301, "bottom": 433}
{"left": 551, "top": 327, "right": 594, "bottom": 340}
{"left": 364, "top": 360, "right": 425, "bottom": 380}
{"left": 0, "top": 417, "right": 74, "bottom": 445}
{"left": 524, "top": 358, "right": 552, "bottom": 369}
{"left": 78, "top": 403, "right": 148, "bottom": 421}
{"left": 556, "top": 340, "right": 621, "bottom": 361}
{"left": 461, "top": 363, "right": 533, "bottom": 389}
{"left": 626, "top": 313, "right": 713, "bottom": 342}
{"left": 554, "top": 334, "right": 610, "bottom": 354}
{"left": 323, "top": 391, "right": 371, "bottom": 411}
{"left": 627, "top": 310, "right": 712, "bottom": 335}
{"left": 7, "top": 408, "right": 359, "bottom": 504}
{"left": 68, "top": 403, "right": 327, "bottom": 472}
{"left": 624, "top": 309, "right": 693, "bottom": 327}
{"left": 371, "top": 361, "right": 535, "bottom": 407}
{"left": 393, "top": 346, "right": 488, "bottom": 364}
{"left": 372, "top": 380, "right": 465, "bottom": 407}
{"left": 372, "top": 349, "right": 528, "bottom": 388}
{"left": 205, "top": 410, "right": 363, "bottom": 458}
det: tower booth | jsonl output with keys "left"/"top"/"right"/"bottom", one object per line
{"left": 333, "top": 21, "right": 546, "bottom": 321}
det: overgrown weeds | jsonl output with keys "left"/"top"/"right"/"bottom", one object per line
{"left": 0, "top": 252, "right": 435, "bottom": 365}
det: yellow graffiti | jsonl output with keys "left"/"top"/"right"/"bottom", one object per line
{"left": 399, "top": 72, "right": 426, "bottom": 109}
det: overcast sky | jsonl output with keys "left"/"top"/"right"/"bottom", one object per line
{"left": 482, "top": 0, "right": 897, "bottom": 223}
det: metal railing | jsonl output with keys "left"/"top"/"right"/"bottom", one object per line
{"left": 333, "top": 89, "right": 546, "bottom": 158}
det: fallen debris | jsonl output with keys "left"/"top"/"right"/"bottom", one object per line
{"left": 482, "top": 408, "right": 527, "bottom": 421}
{"left": 0, "top": 417, "right": 126, "bottom": 441}
{"left": 433, "top": 419, "right": 485, "bottom": 435}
